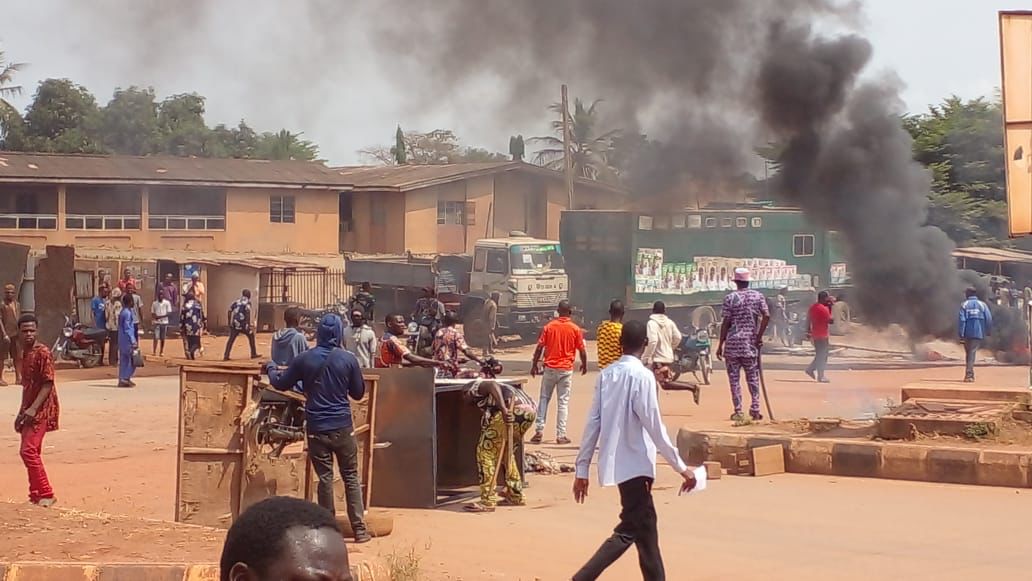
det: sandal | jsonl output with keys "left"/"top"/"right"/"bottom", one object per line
{"left": 464, "top": 502, "right": 496, "bottom": 513}
{"left": 499, "top": 493, "right": 525, "bottom": 507}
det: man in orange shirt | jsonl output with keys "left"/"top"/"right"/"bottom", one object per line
{"left": 530, "top": 300, "right": 587, "bottom": 445}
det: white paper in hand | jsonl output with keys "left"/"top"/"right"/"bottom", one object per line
{"left": 680, "top": 465, "right": 708, "bottom": 496}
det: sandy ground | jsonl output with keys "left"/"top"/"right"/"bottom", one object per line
{"left": 1, "top": 337, "right": 1031, "bottom": 579}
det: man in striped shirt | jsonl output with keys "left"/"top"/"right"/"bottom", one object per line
{"left": 595, "top": 300, "right": 624, "bottom": 370}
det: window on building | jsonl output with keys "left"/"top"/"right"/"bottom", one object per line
{"left": 371, "top": 197, "right": 386, "bottom": 226}
{"left": 735, "top": 217, "right": 748, "bottom": 228}
{"left": 486, "top": 249, "right": 508, "bottom": 274}
{"left": 720, "top": 217, "right": 733, "bottom": 228}
{"left": 793, "top": 234, "right": 815, "bottom": 257}
{"left": 704, "top": 217, "right": 717, "bottom": 228}
{"left": 687, "top": 215, "right": 703, "bottom": 229}
{"left": 437, "top": 201, "right": 475, "bottom": 225}
{"left": 339, "top": 193, "right": 353, "bottom": 233}
{"left": 751, "top": 217, "right": 763, "bottom": 228}
{"left": 654, "top": 215, "right": 670, "bottom": 230}
{"left": 473, "top": 248, "right": 488, "bottom": 271}
{"left": 672, "top": 215, "right": 687, "bottom": 229}
{"left": 270, "top": 195, "right": 296, "bottom": 223}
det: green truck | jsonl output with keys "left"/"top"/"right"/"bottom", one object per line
{"left": 559, "top": 204, "right": 849, "bottom": 330}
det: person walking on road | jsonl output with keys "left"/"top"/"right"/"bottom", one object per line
{"left": 15, "top": 314, "right": 59, "bottom": 508}
{"left": 342, "top": 309, "right": 376, "bottom": 369}
{"left": 151, "top": 289, "right": 173, "bottom": 357}
{"left": 224, "top": 289, "right": 260, "bottom": 360}
{"left": 265, "top": 313, "right": 372, "bottom": 543}
{"left": 959, "top": 287, "right": 992, "bottom": 382}
{"left": 105, "top": 287, "right": 123, "bottom": 367}
{"left": 483, "top": 291, "right": 500, "bottom": 356}
{"left": 348, "top": 282, "right": 376, "bottom": 322}
{"left": 595, "top": 300, "right": 624, "bottom": 371}
{"left": 643, "top": 301, "right": 682, "bottom": 384}
{"left": 530, "top": 300, "right": 587, "bottom": 446}
{"left": 157, "top": 273, "right": 179, "bottom": 308}
{"left": 3, "top": 283, "right": 21, "bottom": 384}
{"left": 716, "top": 268, "right": 770, "bottom": 421}
{"left": 117, "top": 292, "right": 139, "bottom": 388}
{"left": 90, "top": 284, "right": 110, "bottom": 367}
{"left": 805, "top": 291, "right": 834, "bottom": 383}
{"left": 180, "top": 293, "right": 206, "bottom": 360}
{"left": 572, "top": 320, "right": 697, "bottom": 581}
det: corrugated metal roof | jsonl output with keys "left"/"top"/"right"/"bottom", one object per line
{"left": 0, "top": 151, "right": 354, "bottom": 188}
{"left": 74, "top": 247, "right": 343, "bottom": 270}
{"left": 332, "top": 161, "right": 628, "bottom": 194}
{"left": 953, "top": 246, "right": 1032, "bottom": 265}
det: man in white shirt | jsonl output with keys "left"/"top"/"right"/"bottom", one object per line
{"left": 643, "top": 301, "right": 682, "bottom": 384}
{"left": 572, "top": 320, "right": 697, "bottom": 581}
{"left": 342, "top": 309, "right": 377, "bottom": 368}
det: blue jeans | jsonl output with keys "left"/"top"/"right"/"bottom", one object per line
{"left": 536, "top": 368, "right": 573, "bottom": 437}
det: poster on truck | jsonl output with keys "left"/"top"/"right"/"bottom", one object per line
{"left": 634, "top": 248, "right": 663, "bottom": 293}
{"left": 830, "top": 263, "right": 849, "bottom": 286}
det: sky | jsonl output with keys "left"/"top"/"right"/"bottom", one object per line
{"left": 1, "top": 0, "right": 1018, "bottom": 165}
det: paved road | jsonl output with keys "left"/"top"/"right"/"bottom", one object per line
{"left": 1, "top": 356, "right": 1029, "bottom": 579}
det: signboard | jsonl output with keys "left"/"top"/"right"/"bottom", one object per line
{"left": 1000, "top": 11, "right": 1032, "bottom": 237}
{"left": 634, "top": 251, "right": 814, "bottom": 295}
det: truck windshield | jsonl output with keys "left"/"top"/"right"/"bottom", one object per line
{"left": 510, "top": 244, "right": 564, "bottom": 274}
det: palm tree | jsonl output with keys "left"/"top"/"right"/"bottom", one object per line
{"left": 0, "top": 50, "right": 26, "bottom": 140}
{"left": 257, "top": 129, "right": 320, "bottom": 161}
{"left": 531, "top": 98, "right": 621, "bottom": 182}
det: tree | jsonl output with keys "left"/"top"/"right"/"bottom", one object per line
{"left": 205, "top": 121, "right": 260, "bottom": 159}
{"left": 509, "top": 135, "right": 525, "bottom": 161}
{"left": 256, "top": 129, "right": 319, "bottom": 161}
{"left": 157, "top": 93, "right": 210, "bottom": 156}
{"left": 0, "top": 50, "right": 25, "bottom": 144}
{"left": 393, "top": 125, "right": 406, "bottom": 164}
{"left": 100, "top": 87, "right": 160, "bottom": 155}
{"left": 359, "top": 129, "right": 507, "bottom": 165}
{"left": 531, "top": 98, "right": 621, "bottom": 182}
{"left": 904, "top": 96, "right": 1008, "bottom": 246}
{"left": 16, "top": 78, "right": 104, "bottom": 153}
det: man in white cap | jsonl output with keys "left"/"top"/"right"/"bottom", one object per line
{"left": 716, "top": 267, "right": 770, "bottom": 421}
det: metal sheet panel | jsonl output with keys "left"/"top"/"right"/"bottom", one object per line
{"left": 1001, "top": 12, "right": 1032, "bottom": 236}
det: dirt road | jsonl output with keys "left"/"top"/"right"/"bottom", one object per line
{"left": 1, "top": 341, "right": 1028, "bottom": 579}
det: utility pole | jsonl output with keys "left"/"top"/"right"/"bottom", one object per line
{"left": 561, "top": 84, "right": 574, "bottom": 209}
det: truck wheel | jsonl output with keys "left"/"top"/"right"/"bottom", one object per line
{"left": 691, "top": 306, "right": 717, "bottom": 331}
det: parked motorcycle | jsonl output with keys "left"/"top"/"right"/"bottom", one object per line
{"left": 250, "top": 387, "right": 307, "bottom": 459}
{"left": 53, "top": 315, "right": 105, "bottom": 368}
{"left": 670, "top": 326, "right": 713, "bottom": 385}
{"left": 298, "top": 295, "right": 350, "bottom": 341}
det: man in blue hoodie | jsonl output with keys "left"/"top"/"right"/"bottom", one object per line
{"left": 265, "top": 313, "right": 370, "bottom": 543}
{"left": 270, "top": 307, "right": 309, "bottom": 391}
{"left": 959, "top": 287, "right": 992, "bottom": 383}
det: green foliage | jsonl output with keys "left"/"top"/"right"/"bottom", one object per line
{"left": 3, "top": 76, "right": 321, "bottom": 161}
{"left": 393, "top": 125, "right": 407, "bottom": 164}
{"left": 17, "top": 78, "right": 104, "bottom": 153}
{"left": 904, "top": 96, "right": 1008, "bottom": 246}
{"left": 362, "top": 128, "right": 506, "bottom": 165}
{"left": 963, "top": 422, "right": 994, "bottom": 439}
{"left": 531, "top": 97, "right": 621, "bottom": 182}
{"left": 100, "top": 87, "right": 160, "bottom": 155}
{"left": 509, "top": 134, "right": 525, "bottom": 161}
{"left": 0, "top": 50, "right": 26, "bottom": 144}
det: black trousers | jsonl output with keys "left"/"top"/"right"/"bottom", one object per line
{"left": 964, "top": 338, "right": 980, "bottom": 380}
{"left": 807, "top": 338, "right": 829, "bottom": 379}
{"left": 223, "top": 328, "right": 257, "bottom": 359}
{"left": 308, "top": 428, "right": 366, "bottom": 531}
{"left": 108, "top": 330, "right": 120, "bottom": 366}
{"left": 574, "top": 476, "right": 664, "bottom": 581}
{"left": 185, "top": 335, "right": 201, "bottom": 360}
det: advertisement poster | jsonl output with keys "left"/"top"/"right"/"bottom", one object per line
{"left": 830, "top": 263, "right": 849, "bottom": 286}
{"left": 634, "top": 248, "right": 663, "bottom": 293}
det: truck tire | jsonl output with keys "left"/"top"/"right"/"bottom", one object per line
{"left": 831, "top": 300, "right": 852, "bottom": 336}
{"left": 691, "top": 306, "right": 718, "bottom": 332}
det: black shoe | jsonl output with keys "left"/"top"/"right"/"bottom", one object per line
{"left": 117, "top": 380, "right": 133, "bottom": 388}
{"left": 353, "top": 527, "right": 372, "bottom": 544}
{"left": 805, "top": 369, "right": 816, "bottom": 380}
{"left": 750, "top": 411, "right": 764, "bottom": 421}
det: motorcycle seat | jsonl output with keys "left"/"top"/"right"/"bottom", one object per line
{"left": 84, "top": 328, "right": 108, "bottom": 341}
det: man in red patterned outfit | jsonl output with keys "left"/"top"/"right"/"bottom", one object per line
{"left": 14, "top": 314, "right": 59, "bottom": 507}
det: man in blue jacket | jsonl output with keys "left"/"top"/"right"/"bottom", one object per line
{"left": 265, "top": 313, "right": 370, "bottom": 543}
{"left": 959, "top": 287, "right": 992, "bottom": 383}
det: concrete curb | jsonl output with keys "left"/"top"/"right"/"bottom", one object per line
{"left": 677, "top": 428, "right": 1032, "bottom": 488}
{"left": 0, "top": 560, "right": 389, "bottom": 580}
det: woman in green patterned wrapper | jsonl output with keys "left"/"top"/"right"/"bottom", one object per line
{"left": 463, "top": 365, "right": 537, "bottom": 513}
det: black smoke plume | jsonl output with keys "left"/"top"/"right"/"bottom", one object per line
{"left": 367, "top": 0, "right": 960, "bottom": 336}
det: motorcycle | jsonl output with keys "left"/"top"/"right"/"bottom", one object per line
{"left": 53, "top": 315, "right": 105, "bottom": 368}
{"left": 298, "top": 295, "right": 349, "bottom": 341}
{"left": 250, "top": 386, "right": 307, "bottom": 459}
{"left": 670, "top": 326, "right": 713, "bottom": 385}
{"left": 407, "top": 319, "right": 437, "bottom": 359}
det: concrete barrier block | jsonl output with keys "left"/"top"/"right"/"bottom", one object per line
{"left": 184, "top": 565, "right": 219, "bottom": 581}
{"left": 927, "top": 448, "right": 980, "bottom": 485}
{"left": 6, "top": 564, "right": 97, "bottom": 581}
{"left": 977, "top": 451, "right": 1030, "bottom": 488}
{"left": 98, "top": 565, "right": 187, "bottom": 581}
{"left": 676, "top": 428, "right": 710, "bottom": 465}
{"left": 752, "top": 444, "right": 786, "bottom": 477}
{"left": 880, "top": 444, "right": 930, "bottom": 482}
{"left": 703, "top": 461, "right": 723, "bottom": 480}
{"left": 787, "top": 440, "right": 834, "bottom": 475}
{"left": 831, "top": 443, "right": 882, "bottom": 478}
